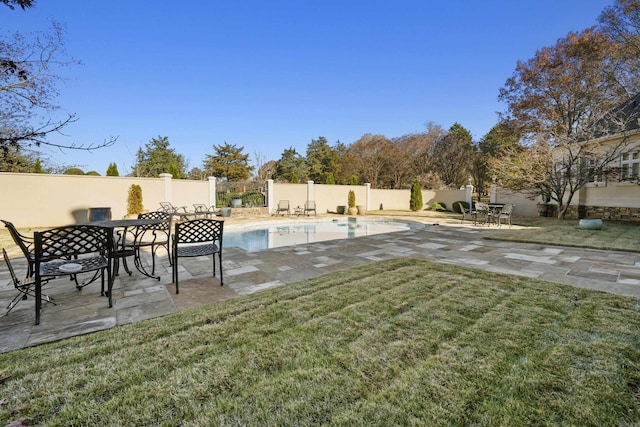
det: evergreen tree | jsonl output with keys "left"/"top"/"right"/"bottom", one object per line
{"left": 32, "top": 158, "right": 44, "bottom": 173}
{"left": 273, "top": 147, "right": 308, "bottom": 182}
{"left": 325, "top": 172, "right": 335, "bottom": 184}
{"left": 202, "top": 142, "right": 254, "bottom": 181}
{"left": 106, "top": 162, "right": 120, "bottom": 176}
{"left": 409, "top": 178, "right": 423, "bottom": 211}
{"left": 306, "top": 136, "right": 339, "bottom": 182}
{"left": 133, "top": 136, "right": 186, "bottom": 178}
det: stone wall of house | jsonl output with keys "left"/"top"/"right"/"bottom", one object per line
{"left": 582, "top": 206, "right": 640, "bottom": 221}
{"left": 542, "top": 204, "right": 640, "bottom": 221}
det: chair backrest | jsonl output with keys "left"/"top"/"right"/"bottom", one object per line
{"left": 305, "top": 200, "right": 315, "bottom": 210}
{"left": 475, "top": 202, "right": 489, "bottom": 211}
{"left": 500, "top": 204, "right": 514, "bottom": 215}
{"left": 174, "top": 219, "right": 223, "bottom": 245}
{"left": 159, "top": 202, "right": 176, "bottom": 213}
{"left": 193, "top": 204, "right": 208, "bottom": 213}
{"left": 137, "top": 210, "right": 171, "bottom": 231}
{"left": 278, "top": 200, "right": 289, "bottom": 209}
{"left": 34, "top": 225, "right": 113, "bottom": 262}
{"left": 2, "top": 248, "right": 21, "bottom": 289}
{"left": 1, "top": 220, "right": 33, "bottom": 261}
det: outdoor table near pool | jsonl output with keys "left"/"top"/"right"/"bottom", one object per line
{"left": 224, "top": 218, "right": 423, "bottom": 252}
{"left": 87, "top": 218, "right": 163, "bottom": 279}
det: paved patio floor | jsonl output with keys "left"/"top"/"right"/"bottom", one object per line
{"left": 2, "top": 217, "right": 640, "bottom": 353}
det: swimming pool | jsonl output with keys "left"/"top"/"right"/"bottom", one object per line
{"left": 223, "top": 218, "right": 423, "bottom": 252}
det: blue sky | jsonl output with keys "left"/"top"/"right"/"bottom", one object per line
{"left": 4, "top": 0, "right": 612, "bottom": 175}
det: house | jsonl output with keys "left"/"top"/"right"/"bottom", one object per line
{"left": 570, "top": 94, "right": 640, "bottom": 221}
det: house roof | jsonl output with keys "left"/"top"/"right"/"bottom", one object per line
{"left": 591, "top": 93, "right": 640, "bottom": 139}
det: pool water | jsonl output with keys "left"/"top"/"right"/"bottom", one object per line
{"left": 223, "top": 218, "right": 422, "bottom": 252}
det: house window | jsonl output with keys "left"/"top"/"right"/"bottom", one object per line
{"left": 620, "top": 151, "right": 640, "bottom": 181}
{"left": 587, "top": 158, "right": 604, "bottom": 183}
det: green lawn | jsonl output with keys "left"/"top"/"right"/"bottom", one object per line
{"left": 487, "top": 216, "right": 640, "bottom": 252}
{"left": 1, "top": 258, "right": 639, "bottom": 426}
{"left": 367, "top": 210, "right": 640, "bottom": 253}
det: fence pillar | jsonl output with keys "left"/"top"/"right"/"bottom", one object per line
{"left": 160, "top": 173, "right": 172, "bottom": 203}
{"left": 208, "top": 177, "right": 217, "bottom": 208}
{"left": 307, "top": 180, "right": 314, "bottom": 204}
{"left": 267, "top": 179, "right": 274, "bottom": 214}
{"left": 365, "top": 183, "right": 371, "bottom": 211}
{"left": 465, "top": 183, "right": 474, "bottom": 207}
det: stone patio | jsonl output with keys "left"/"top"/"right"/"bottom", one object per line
{"left": 2, "top": 216, "right": 640, "bottom": 353}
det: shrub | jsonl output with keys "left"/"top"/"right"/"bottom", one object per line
{"left": 326, "top": 173, "right": 335, "bottom": 185}
{"left": 452, "top": 201, "right": 469, "bottom": 213}
{"left": 217, "top": 192, "right": 242, "bottom": 207}
{"left": 63, "top": 167, "right": 84, "bottom": 175}
{"left": 241, "top": 191, "right": 265, "bottom": 207}
{"left": 348, "top": 190, "right": 356, "bottom": 208}
{"left": 409, "top": 179, "right": 423, "bottom": 211}
{"left": 431, "top": 202, "right": 447, "bottom": 212}
{"left": 217, "top": 190, "right": 266, "bottom": 207}
{"left": 127, "top": 184, "right": 144, "bottom": 215}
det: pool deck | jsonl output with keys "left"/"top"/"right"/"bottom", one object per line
{"left": 2, "top": 214, "right": 640, "bottom": 353}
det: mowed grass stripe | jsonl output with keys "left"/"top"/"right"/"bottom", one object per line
{"left": 329, "top": 280, "right": 640, "bottom": 426}
{"left": 2, "top": 259, "right": 640, "bottom": 426}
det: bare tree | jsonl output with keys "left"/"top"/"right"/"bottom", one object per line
{"left": 253, "top": 150, "right": 275, "bottom": 187}
{"left": 1, "top": 0, "right": 34, "bottom": 10}
{"left": 385, "top": 137, "right": 414, "bottom": 189}
{"left": 598, "top": 0, "right": 640, "bottom": 95}
{"left": 497, "top": 27, "right": 634, "bottom": 218}
{"left": 428, "top": 123, "right": 474, "bottom": 188}
{"left": 493, "top": 113, "right": 632, "bottom": 219}
{"left": 349, "top": 134, "right": 390, "bottom": 189}
{"left": 0, "top": 18, "right": 116, "bottom": 163}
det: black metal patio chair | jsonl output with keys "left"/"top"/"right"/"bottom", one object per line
{"left": 172, "top": 218, "right": 224, "bottom": 294}
{"left": 34, "top": 224, "right": 113, "bottom": 324}
{"left": 1, "top": 220, "right": 35, "bottom": 278}
{"left": 3, "top": 248, "right": 55, "bottom": 316}
{"left": 125, "top": 210, "right": 173, "bottom": 279}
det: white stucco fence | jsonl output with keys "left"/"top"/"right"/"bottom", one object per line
{"left": 0, "top": 173, "right": 538, "bottom": 227}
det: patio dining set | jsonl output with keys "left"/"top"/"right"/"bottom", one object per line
{"left": 1, "top": 202, "right": 225, "bottom": 325}
{"left": 457, "top": 201, "right": 514, "bottom": 228}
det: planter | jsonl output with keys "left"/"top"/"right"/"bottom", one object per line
{"left": 357, "top": 205, "right": 366, "bottom": 215}
{"left": 578, "top": 218, "right": 603, "bottom": 230}
{"left": 347, "top": 207, "right": 358, "bottom": 215}
{"left": 336, "top": 205, "right": 347, "bottom": 215}
{"left": 230, "top": 199, "right": 242, "bottom": 208}
{"left": 220, "top": 207, "right": 232, "bottom": 217}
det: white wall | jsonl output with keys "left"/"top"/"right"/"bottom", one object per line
{"left": 0, "top": 172, "right": 572, "bottom": 228}
{"left": 0, "top": 173, "right": 210, "bottom": 227}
